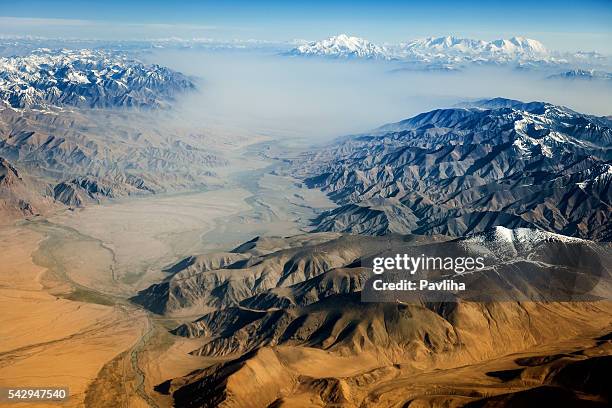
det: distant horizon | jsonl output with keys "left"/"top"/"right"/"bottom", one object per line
{"left": 0, "top": 0, "right": 610, "bottom": 53}
{"left": 0, "top": 24, "right": 610, "bottom": 56}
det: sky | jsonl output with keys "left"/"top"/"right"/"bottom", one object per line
{"left": 0, "top": 0, "right": 611, "bottom": 53}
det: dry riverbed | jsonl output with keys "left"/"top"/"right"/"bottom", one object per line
{"left": 0, "top": 149, "right": 336, "bottom": 407}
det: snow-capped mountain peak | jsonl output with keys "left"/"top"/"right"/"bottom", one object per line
{"left": 547, "top": 69, "right": 612, "bottom": 81}
{"left": 488, "top": 36, "right": 547, "bottom": 56}
{"left": 401, "top": 35, "right": 548, "bottom": 59}
{"left": 285, "top": 33, "right": 608, "bottom": 69}
{"left": 295, "top": 98, "right": 612, "bottom": 240}
{"left": 287, "top": 34, "right": 391, "bottom": 59}
{"left": 0, "top": 49, "right": 195, "bottom": 110}
{"left": 401, "top": 36, "right": 488, "bottom": 53}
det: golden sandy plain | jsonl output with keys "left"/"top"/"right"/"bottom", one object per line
{"left": 0, "top": 187, "right": 255, "bottom": 407}
{"left": 0, "top": 226, "right": 146, "bottom": 407}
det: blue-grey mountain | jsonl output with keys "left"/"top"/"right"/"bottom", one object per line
{"left": 294, "top": 98, "right": 612, "bottom": 240}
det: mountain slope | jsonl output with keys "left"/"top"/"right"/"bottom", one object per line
{"left": 293, "top": 98, "right": 612, "bottom": 240}
{"left": 286, "top": 34, "right": 573, "bottom": 68}
{"left": 548, "top": 69, "right": 612, "bottom": 81}
{"left": 398, "top": 36, "right": 549, "bottom": 62}
{"left": 0, "top": 102, "right": 227, "bottom": 220}
{"left": 0, "top": 49, "right": 195, "bottom": 109}
{"left": 141, "top": 230, "right": 612, "bottom": 407}
{"left": 131, "top": 233, "right": 402, "bottom": 316}
{"left": 286, "top": 34, "right": 391, "bottom": 60}
{"left": 0, "top": 156, "right": 56, "bottom": 222}
{"left": 0, "top": 49, "right": 227, "bottom": 221}
{"left": 166, "top": 228, "right": 611, "bottom": 356}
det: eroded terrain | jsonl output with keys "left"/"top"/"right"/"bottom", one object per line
{"left": 0, "top": 143, "right": 336, "bottom": 407}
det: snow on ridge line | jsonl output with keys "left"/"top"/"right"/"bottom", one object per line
{"left": 400, "top": 35, "right": 548, "bottom": 56}
{"left": 289, "top": 34, "right": 391, "bottom": 59}
{"left": 286, "top": 34, "right": 608, "bottom": 67}
{"left": 465, "top": 226, "right": 587, "bottom": 246}
{"left": 289, "top": 34, "right": 550, "bottom": 59}
{"left": 0, "top": 48, "right": 195, "bottom": 109}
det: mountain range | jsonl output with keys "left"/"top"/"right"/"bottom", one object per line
{"left": 0, "top": 48, "right": 195, "bottom": 109}
{"left": 398, "top": 35, "right": 548, "bottom": 61}
{"left": 292, "top": 98, "right": 612, "bottom": 240}
{"left": 134, "top": 228, "right": 612, "bottom": 407}
{"left": 287, "top": 34, "right": 609, "bottom": 70}
{"left": 286, "top": 34, "right": 391, "bottom": 60}
{"left": 0, "top": 48, "right": 224, "bottom": 223}
{"left": 547, "top": 69, "right": 612, "bottom": 81}
{"left": 0, "top": 106, "right": 226, "bottom": 221}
